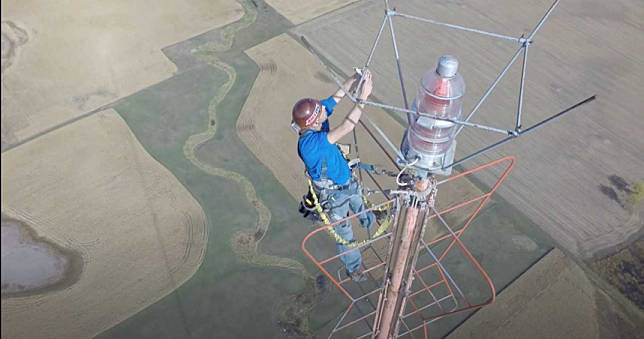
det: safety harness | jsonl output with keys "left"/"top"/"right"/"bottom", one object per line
{"left": 298, "top": 132, "right": 394, "bottom": 248}
{"left": 301, "top": 177, "right": 393, "bottom": 248}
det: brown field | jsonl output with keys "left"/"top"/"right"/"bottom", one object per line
{"left": 264, "top": 0, "right": 357, "bottom": 25}
{"left": 1, "top": 110, "right": 207, "bottom": 339}
{"left": 449, "top": 249, "right": 644, "bottom": 339}
{"left": 0, "top": 0, "right": 243, "bottom": 148}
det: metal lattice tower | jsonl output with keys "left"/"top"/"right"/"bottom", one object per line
{"left": 301, "top": 0, "right": 594, "bottom": 338}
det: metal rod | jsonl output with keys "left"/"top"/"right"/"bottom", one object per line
{"left": 337, "top": 262, "right": 388, "bottom": 285}
{"left": 410, "top": 232, "right": 458, "bottom": 311}
{"left": 407, "top": 277, "right": 446, "bottom": 298}
{"left": 528, "top": 0, "right": 561, "bottom": 40}
{"left": 436, "top": 160, "right": 515, "bottom": 264}
{"left": 360, "top": 113, "right": 407, "bottom": 161}
{"left": 426, "top": 207, "right": 467, "bottom": 299}
{"left": 334, "top": 310, "right": 377, "bottom": 332}
{"left": 454, "top": 46, "right": 524, "bottom": 138}
{"left": 334, "top": 289, "right": 383, "bottom": 332}
{"left": 398, "top": 316, "right": 419, "bottom": 339}
{"left": 320, "top": 233, "right": 392, "bottom": 266}
{"left": 364, "top": 245, "right": 386, "bottom": 279}
{"left": 353, "top": 129, "right": 364, "bottom": 183}
{"left": 354, "top": 280, "right": 379, "bottom": 326}
{"left": 358, "top": 120, "right": 401, "bottom": 170}
{"left": 521, "top": 95, "right": 596, "bottom": 135}
{"left": 387, "top": 13, "right": 410, "bottom": 109}
{"left": 444, "top": 95, "right": 596, "bottom": 170}
{"left": 401, "top": 294, "right": 453, "bottom": 319}
{"left": 353, "top": 301, "right": 376, "bottom": 334}
{"left": 431, "top": 264, "right": 460, "bottom": 311}
{"left": 365, "top": 170, "right": 390, "bottom": 199}
{"left": 395, "top": 12, "right": 520, "bottom": 42}
{"left": 330, "top": 303, "right": 355, "bottom": 338}
{"left": 356, "top": 247, "right": 389, "bottom": 318}
{"left": 516, "top": 43, "right": 529, "bottom": 130}
{"left": 409, "top": 267, "right": 447, "bottom": 313}
{"left": 446, "top": 135, "right": 516, "bottom": 170}
{"left": 396, "top": 295, "right": 452, "bottom": 337}
{"left": 356, "top": 98, "right": 513, "bottom": 135}
{"left": 366, "top": 15, "right": 389, "bottom": 68}
{"left": 419, "top": 239, "right": 466, "bottom": 302}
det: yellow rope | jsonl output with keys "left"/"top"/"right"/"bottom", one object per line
{"left": 306, "top": 179, "right": 393, "bottom": 248}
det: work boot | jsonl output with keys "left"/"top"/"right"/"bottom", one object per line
{"left": 347, "top": 269, "right": 368, "bottom": 283}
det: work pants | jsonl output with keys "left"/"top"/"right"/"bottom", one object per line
{"left": 323, "top": 180, "right": 376, "bottom": 274}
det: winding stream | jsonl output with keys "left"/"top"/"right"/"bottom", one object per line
{"left": 181, "top": 1, "right": 317, "bottom": 335}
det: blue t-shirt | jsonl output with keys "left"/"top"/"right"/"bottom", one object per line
{"left": 298, "top": 97, "right": 351, "bottom": 185}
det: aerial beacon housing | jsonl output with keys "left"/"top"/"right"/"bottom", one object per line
{"left": 401, "top": 55, "right": 465, "bottom": 176}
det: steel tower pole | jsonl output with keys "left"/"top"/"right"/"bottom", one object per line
{"left": 373, "top": 180, "right": 433, "bottom": 338}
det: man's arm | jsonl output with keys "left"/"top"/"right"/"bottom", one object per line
{"left": 331, "top": 73, "right": 360, "bottom": 103}
{"left": 327, "top": 70, "right": 373, "bottom": 144}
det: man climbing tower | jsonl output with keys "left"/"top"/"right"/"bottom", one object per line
{"left": 292, "top": 70, "right": 375, "bottom": 282}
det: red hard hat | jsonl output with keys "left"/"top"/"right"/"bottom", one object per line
{"left": 292, "top": 98, "right": 322, "bottom": 129}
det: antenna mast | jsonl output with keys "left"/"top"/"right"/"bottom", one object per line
{"left": 301, "top": 1, "right": 596, "bottom": 337}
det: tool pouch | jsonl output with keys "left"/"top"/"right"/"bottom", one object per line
{"left": 298, "top": 190, "right": 321, "bottom": 221}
